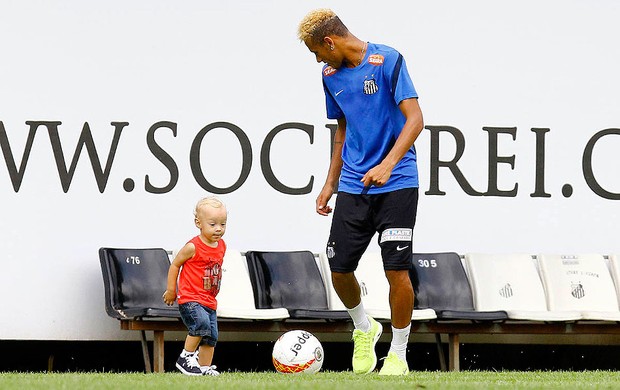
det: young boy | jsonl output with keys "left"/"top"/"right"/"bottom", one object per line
{"left": 163, "top": 196, "right": 227, "bottom": 376}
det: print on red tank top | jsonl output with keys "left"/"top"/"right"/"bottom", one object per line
{"left": 177, "top": 236, "right": 226, "bottom": 310}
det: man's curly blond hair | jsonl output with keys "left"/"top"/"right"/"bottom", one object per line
{"left": 297, "top": 8, "right": 349, "bottom": 44}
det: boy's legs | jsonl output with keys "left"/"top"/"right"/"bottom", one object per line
{"left": 197, "top": 306, "right": 220, "bottom": 375}
{"left": 198, "top": 344, "right": 215, "bottom": 366}
{"left": 184, "top": 335, "right": 201, "bottom": 353}
{"left": 178, "top": 302, "right": 215, "bottom": 376}
{"left": 175, "top": 335, "right": 202, "bottom": 376}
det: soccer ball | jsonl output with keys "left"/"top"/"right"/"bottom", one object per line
{"left": 272, "top": 330, "right": 324, "bottom": 374}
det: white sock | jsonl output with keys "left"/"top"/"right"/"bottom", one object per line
{"left": 389, "top": 324, "right": 410, "bottom": 361}
{"left": 347, "top": 302, "right": 371, "bottom": 332}
{"left": 181, "top": 349, "right": 196, "bottom": 357}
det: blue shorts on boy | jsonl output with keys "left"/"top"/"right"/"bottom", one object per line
{"left": 179, "top": 301, "right": 219, "bottom": 346}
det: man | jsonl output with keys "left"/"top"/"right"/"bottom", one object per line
{"left": 298, "top": 9, "right": 424, "bottom": 375}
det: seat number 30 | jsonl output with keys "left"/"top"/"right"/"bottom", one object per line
{"left": 417, "top": 259, "right": 437, "bottom": 268}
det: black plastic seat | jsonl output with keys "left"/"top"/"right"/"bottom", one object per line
{"left": 245, "top": 250, "right": 350, "bottom": 320}
{"left": 410, "top": 252, "right": 507, "bottom": 321}
{"left": 99, "top": 247, "right": 181, "bottom": 319}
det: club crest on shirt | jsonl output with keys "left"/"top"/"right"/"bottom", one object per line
{"left": 363, "top": 77, "right": 378, "bottom": 95}
{"left": 323, "top": 66, "right": 337, "bottom": 77}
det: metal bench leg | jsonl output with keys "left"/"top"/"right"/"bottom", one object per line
{"left": 139, "top": 330, "right": 152, "bottom": 373}
{"left": 448, "top": 333, "right": 460, "bottom": 371}
{"left": 153, "top": 330, "right": 165, "bottom": 373}
{"left": 434, "top": 333, "right": 447, "bottom": 371}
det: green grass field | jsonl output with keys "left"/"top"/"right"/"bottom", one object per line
{"left": 1, "top": 371, "right": 620, "bottom": 389}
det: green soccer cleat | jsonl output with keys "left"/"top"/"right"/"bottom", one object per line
{"left": 378, "top": 351, "right": 409, "bottom": 376}
{"left": 352, "top": 316, "right": 382, "bottom": 374}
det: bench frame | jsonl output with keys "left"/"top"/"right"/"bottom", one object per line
{"left": 120, "top": 318, "right": 620, "bottom": 372}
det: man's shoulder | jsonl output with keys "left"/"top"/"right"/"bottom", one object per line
{"left": 369, "top": 43, "right": 401, "bottom": 56}
{"left": 367, "top": 43, "right": 402, "bottom": 68}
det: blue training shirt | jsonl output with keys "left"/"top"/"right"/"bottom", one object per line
{"left": 322, "top": 42, "right": 419, "bottom": 194}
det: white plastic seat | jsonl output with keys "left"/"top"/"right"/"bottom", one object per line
{"left": 608, "top": 254, "right": 620, "bottom": 308}
{"left": 217, "top": 250, "right": 289, "bottom": 320}
{"left": 538, "top": 254, "right": 620, "bottom": 321}
{"left": 356, "top": 252, "right": 436, "bottom": 321}
{"left": 317, "top": 253, "right": 348, "bottom": 311}
{"left": 464, "top": 253, "right": 580, "bottom": 321}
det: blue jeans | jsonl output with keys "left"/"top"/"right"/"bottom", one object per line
{"left": 179, "top": 302, "right": 218, "bottom": 346}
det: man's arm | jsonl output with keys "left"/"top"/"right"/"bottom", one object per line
{"left": 316, "top": 117, "right": 346, "bottom": 216}
{"left": 360, "top": 98, "right": 423, "bottom": 187}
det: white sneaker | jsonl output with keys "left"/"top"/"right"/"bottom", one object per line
{"left": 201, "top": 365, "right": 221, "bottom": 376}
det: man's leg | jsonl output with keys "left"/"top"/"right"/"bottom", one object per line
{"left": 379, "top": 269, "right": 413, "bottom": 375}
{"left": 375, "top": 188, "right": 418, "bottom": 375}
{"left": 332, "top": 271, "right": 369, "bottom": 331}
{"left": 332, "top": 271, "right": 382, "bottom": 374}
{"left": 385, "top": 270, "right": 414, "bottom": 328}
{"left": 331, "top": 271, "right": 362, "bottom": 308}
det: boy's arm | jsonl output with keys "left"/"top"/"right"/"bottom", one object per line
{"left": 162, "top": 242, "right": 195, "bottom": 306}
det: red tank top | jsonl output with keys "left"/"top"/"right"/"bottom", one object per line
{"left": 177, "top": 236, "right": 226, "bottom": 310}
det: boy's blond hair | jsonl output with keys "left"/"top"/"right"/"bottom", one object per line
{"left": 194, "top": 196, "right": 225, "bottom": 217}
{"left": 297, "top": 8, "right": 349, "bottom": 44}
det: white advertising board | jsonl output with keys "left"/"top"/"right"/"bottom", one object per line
{"left": 0, "top": 0, "right": 618, "bottom": 340}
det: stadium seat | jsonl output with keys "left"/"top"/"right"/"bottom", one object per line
{"left": 245, "top": 250, "right": 350, "bottom": 320}
{"left": 99, "top": 247, "right": 181, "bottom": 319}
{"left": 608, "top": 254, "right": 620, "bottom": 308}
{"left": 355, "top": 252, "right": 436, "bottom": 321}
{"left": 217, "top": 250, "right": 289, "bottom": 320}
{"left": 538, "top": 254, "right": 620, "bottom": 321}
{"left": 464, "top": 253, "right": 581, "bottom": 321}
{"left": 410, "top": 252, "right": 508, "bottom": 321}
{"left": 317, "top": 253, "right": 348, "bottom": 311}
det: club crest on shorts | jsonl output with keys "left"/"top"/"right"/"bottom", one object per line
{"left": 326, "top": 244, "right": 335, "bottom": 259}
{"left": 363, "top": 77, "right": 378, "bottom": 95}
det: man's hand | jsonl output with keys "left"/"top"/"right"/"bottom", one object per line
{"left": 316, "top": 184, "right": 335, "bottom": 216}
{"left": 361, "top": 162, "right": 394, "bottom": 188}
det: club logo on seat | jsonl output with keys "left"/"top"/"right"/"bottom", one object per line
{"left": 359, "top": 281, "right": 368, "bottom": 297}
{"left": 499, "top": 283, "right": 513, "bottom": 298}
{"left": 571, "top": 281, "right": 585, "bottom": 299}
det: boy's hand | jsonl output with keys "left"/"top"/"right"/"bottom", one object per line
{"left": 162, "top": 290, "right": 176, "bottom": 306}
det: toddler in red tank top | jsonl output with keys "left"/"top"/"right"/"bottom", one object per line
{"left": 163, "top": 196, "right": 227, "bottom": 376}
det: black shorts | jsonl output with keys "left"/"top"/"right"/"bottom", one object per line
{"left": 326, "top": 187, "right": 418, "bottom": 273}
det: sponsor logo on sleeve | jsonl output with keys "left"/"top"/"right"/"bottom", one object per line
{"left": 368, "top": 54, "right": 384, "bottom": 65}
{"left": 323, "top": 66, "right": 337, "bottom": 76}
